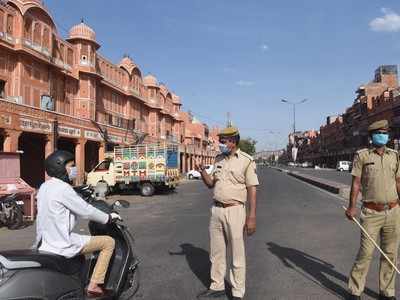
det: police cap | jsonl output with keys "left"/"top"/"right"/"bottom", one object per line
{"left": 368, "top": 119, "right": 389, "bottom": 132}
{"left": 218, "top": 126, "right": 240, "bottom": 137}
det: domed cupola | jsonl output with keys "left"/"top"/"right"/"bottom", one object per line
{"left": 67, "top": 20, "right": 100, "bottom": 49}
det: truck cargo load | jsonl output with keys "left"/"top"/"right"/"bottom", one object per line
{"left": 86, "top": 143, "right": 180, "bottom": 196}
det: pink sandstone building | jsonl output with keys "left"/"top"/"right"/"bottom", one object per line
{"left": 0, "top": 0, "right": 218, "bottom": 188}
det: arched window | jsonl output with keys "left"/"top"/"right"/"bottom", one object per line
{"left": 33, "top": 22, "right": 41, "bottom": 45}
{"left": 6, "top": 14, "right": 13, "bottom": 35}
{"left": 0, "top": 10, "right": 4, "bottom": 33}
{"left": 67, "top": 48, "right": 73, "bottom": 66}
{"left": 51, "top": 33, "right": 58, "bottom": 57}
{"left": 42, "top": 26, "right": 49, "bottom": 49}
{"left": 23, "top": 17, "right": 32, "bottom": 40}
{"left": 59, "top": 43, "right": 64, "bottom": 62}
{"left": 80, "top": 44, "right": 88, "bottom": 64}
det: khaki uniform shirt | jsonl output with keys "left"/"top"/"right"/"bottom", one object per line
{"left": 212, "top": 149, "right": 259, "bottom": 204}
{"left": 351, "top": 147, "right": 400, "bottom": 203}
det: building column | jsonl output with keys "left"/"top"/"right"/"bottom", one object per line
{"left": 44, "top": 135, "right": 55, "bottom": 180}
{"left": 188, "top": 154, "right": 191, "bottom": 171}
{"left": 181, "top": 151, "right": 186, "bottom": 174}
{"left": 3, "top": 129, "right": 22, "bottom": 152}
{"left": 75, "top": 138, "right": 87, "bottom": 185}
{"left": 98, "top": 142, "right": 106, "bottom": 162}
{"left": 45, "top": 135, "right": 55, "bottom": 158}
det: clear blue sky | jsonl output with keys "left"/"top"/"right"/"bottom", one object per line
{"left": 46, "top": 0, "right": 400, "bottom": 151}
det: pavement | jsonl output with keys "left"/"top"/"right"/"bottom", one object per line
{"left": 0, "top": 168, "right": 393, "bottom": 299}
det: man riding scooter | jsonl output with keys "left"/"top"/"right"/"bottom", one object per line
{"left": 34, "top": 150, "right": 121, "bottom": 297}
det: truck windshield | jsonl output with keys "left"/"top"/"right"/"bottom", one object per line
{"left": 95, "top": 160, "right": 111, "bottom": 171}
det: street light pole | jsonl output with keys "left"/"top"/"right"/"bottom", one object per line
{"left": 281, "top": 99, "right": 308, "bottom": 164}
{"left": 281, "top": 99, "right": 308, "bottom": 135}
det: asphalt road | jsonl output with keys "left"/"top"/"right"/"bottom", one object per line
{"left": 0, "top": 168, "right": 393, "bottom": 299}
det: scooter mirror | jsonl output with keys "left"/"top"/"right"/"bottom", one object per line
{"left": 113, "top": 200, "right": 130, "bottom": 208}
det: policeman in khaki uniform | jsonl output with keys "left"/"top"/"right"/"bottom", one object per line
{"left": 346, "top": 120, "right": 400, "bottom": 300}
{"left": 196, "top": 126, "right": 259, "bottom": 300}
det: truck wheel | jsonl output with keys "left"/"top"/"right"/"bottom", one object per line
{"left": 140, "top": 183, "right": 155, "bottom": 197}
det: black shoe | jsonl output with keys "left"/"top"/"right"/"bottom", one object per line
{"left": 379, "top": 295, "right": 396, "bottom": 300}
{"left": 347, "top": 295, "right": 360, "bottom": 300}
{"left": 197, "top": 289, "right": 226, "bottom": 299}
{"left": 232, "top": 297, "right": 242, "bottom": 300}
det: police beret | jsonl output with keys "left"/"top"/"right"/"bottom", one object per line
{"left": 368, "top": 119, "right": 389, "bottom": 132}
{"left": 218, "top": 126, "right": 240, "bottom": 137}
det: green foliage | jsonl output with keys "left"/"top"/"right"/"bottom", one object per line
{"left": 238, "top": 138, "right": 257, "bottom": 156}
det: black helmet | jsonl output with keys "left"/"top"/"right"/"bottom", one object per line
{"left": 45, "top": 150, "right": 75, "bottom": 183}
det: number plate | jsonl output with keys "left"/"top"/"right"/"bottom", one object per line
{"left": 16, "top": 201, "right": 24, "bottom": 205}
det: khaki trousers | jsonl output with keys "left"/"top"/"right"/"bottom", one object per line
{"left": 348, "top": 206, "right": 400, "bottom": 297}
{"left": 81, "top": 236, "right": 115, "bottom": 284}
{"left": 209, "top": 204, "right": 246, "bottom": 298}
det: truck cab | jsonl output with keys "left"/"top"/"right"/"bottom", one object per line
{"left": 86, "top": 159, "right": 116, "bottom": 189}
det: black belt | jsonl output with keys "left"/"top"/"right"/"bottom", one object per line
{"left": 214, "top": 201, "right": 241, "bottom": 208}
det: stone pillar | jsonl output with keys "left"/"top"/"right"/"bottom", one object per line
{"left": 181, "top": 151, "right": 186, "bottom": 174}
{"left": 45, "top": 135, "right": 55, "bottom": 158}
{"left": 75, "top": 138, "right": 87, "bottom": 185}
{"left": 44, "top": 135, "right": 55, "bottom": 180}
{"left": 191, "top": 155, "right": 195, "bottom": 170}
{"left": 98, "top": 142, "right": 106, "bottom": 162}
{"left": 3, "top": 129, "right": 22, "bottom": 152}
{"left": 187, "top": 154, "right": 191, "bottom": 171}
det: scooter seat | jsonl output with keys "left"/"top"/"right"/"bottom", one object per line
{"left": 0, "top": 250, "right": 85, "bottom": 275}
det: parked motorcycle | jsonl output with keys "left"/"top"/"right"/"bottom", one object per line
{"left": 0, "top": 185, "right": 140, "bottom": 300}
{"left": 0, "top": 193, "right": 24, "bottom": 230}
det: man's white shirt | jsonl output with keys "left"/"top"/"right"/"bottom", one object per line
{"left": 35, "top": 178, "right": 109, "bottom": 258}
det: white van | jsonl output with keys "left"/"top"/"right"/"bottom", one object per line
{"left": 336, "top": 161, "right": 351, "bottom": 172}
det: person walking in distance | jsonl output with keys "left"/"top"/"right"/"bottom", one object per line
{"left": 346, "top": 120, "right": 400, "bottom": 300}
{"left": 196, "top": 126, "right": 259, "bottom": 300}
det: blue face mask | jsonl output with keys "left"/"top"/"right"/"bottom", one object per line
{"left": 372, "top": 133, "right": 389, "bottom": 147}
{"left": 68, "top": 166, "right": 78, "bottom": 181}
{"left": 219, "top": 143, "right": 231, "bottom": 155}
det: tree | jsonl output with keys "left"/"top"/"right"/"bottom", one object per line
{"left": 239, "top": 138, "right": 257, "bottom": 156}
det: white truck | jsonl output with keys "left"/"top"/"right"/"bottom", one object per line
{"left": 86, "top": 143, "right": 180, "bottom": 196}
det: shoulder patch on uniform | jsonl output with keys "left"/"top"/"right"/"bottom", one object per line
{"left": 239, "top": 151, "right": 253, "bottom": 161}
{"left": 386, "top": 148, "right": 398, "bottom": 153}
{"left": 356, "top": 148, "right": 368, "bottom": 154}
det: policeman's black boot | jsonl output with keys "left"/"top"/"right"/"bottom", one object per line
{"left": 347, "top": 294, "right": 361, "bottom": 300}
{"left": 378, "top": 295, "right": 396, "bottom": 300}
{"left": 197, "top": 289, "right": 226, "bottom": 299}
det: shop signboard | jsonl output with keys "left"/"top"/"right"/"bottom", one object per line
{"left": 84, "top": 130, "right": 102, "bottom": 141}
{"left": 58, "top": 126, "right": 81, "bottom": 138}
{"left": 20, "top": 118, "right": 52, "bottom": 133}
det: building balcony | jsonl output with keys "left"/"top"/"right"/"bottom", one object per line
{"left": 0, "top": 32, "right": 16, "bottom": 45}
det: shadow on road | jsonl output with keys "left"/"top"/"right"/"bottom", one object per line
{"left": 169, "top": 243, "right": 233, "bottom": 299}
{"left": 169, "top": 243, "right": 211, "bottom": 288}
{"left": 266, "top": 242, "right": 379, "bottom": 299}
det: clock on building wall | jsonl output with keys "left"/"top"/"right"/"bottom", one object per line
{"left": 40, "top": 95, "right": 54, "bottom": 111}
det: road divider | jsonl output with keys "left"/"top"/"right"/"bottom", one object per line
{"left": 270, "top": 167, "right": 353, "bottom": 200}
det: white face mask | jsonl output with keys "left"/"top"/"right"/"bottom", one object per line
{"left": 68, "top": 166, "right": 78, "bottom": 181}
